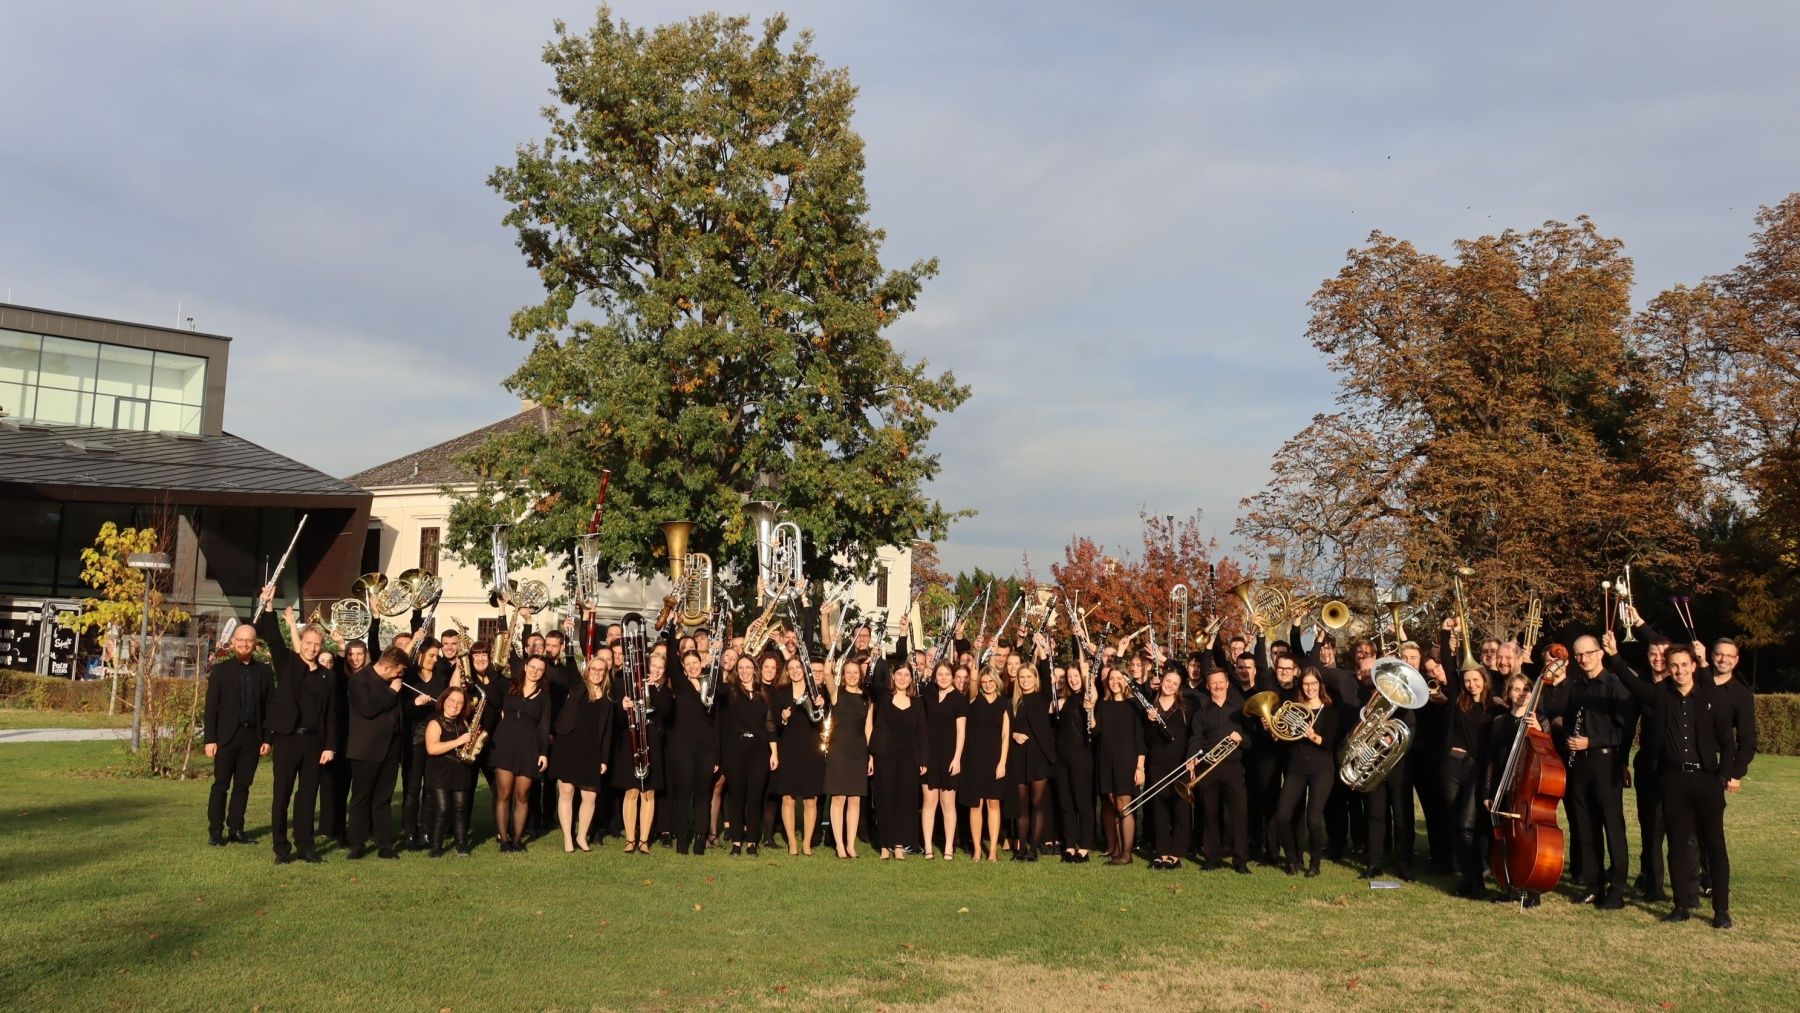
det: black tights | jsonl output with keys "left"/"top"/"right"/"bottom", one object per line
{"left": 430, "top": 787, "right": 471, "bottom": 852}
{"left": 1014, "top": 779, "right": 1050, "bottom": 850}
{"left": 494, "top": 770, "right": 535, "bottom": 843}
{"left": 1103, "top": 794, "right": 1136, "bottom": 859}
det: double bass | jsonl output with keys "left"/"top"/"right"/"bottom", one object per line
{"left": 1489, "top": 645, "right": 1568, "bottom": 894}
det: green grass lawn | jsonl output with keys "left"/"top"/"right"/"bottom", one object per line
{"left": 0, "top": 709, "right": 133, "bottom": 730}
{"left": 1, "top": 743, "right": 1795, "bottom": 1011}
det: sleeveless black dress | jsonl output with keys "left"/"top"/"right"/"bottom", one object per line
{"left": 822, "top": 690, "right": 871, "bottom": 797}
{"left": 922, "top": 687, "right": 967, "bottom": 790}
{"left": 959, "top": 694, "right": 1008, "bottom": 801}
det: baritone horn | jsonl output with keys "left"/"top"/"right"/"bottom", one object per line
{"left": 1339, "top": 657, "right": 1431, "bottom": 791}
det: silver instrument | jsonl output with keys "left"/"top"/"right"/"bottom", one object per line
{"left": 573, "top": 533, "right": 602, "bottom": 614}
{"left": 748, "top": 500, "right": 781, "bottom": 606}
{"left": 788, "top": 595, "right": 825, "bottom": 724}
{"left": 252, "top": 514, "right": 309, "bottom": 624}
{"left": 1339, "top": 657, "right": 1432, "bottom": 791}
{"left": 621, "top": 612, "right": 652, "bottom": 784}
{"left": 328, "top": 598, "right": 370, "bottom": 642}
{"left": 1168, "top": 583, "right": 1189, "bottom": 657}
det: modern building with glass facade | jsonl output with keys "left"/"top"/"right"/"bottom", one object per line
{"left": 0, "top": 303, "right": 370, "bottom": 678}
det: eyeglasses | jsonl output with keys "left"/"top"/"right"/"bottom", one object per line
{"left": 1575, "top": 649, "right": 1602, "bottom": 658}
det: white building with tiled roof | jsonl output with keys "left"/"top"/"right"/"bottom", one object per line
{"left": 344, "top": 405, "right": 908, "bottom": 649}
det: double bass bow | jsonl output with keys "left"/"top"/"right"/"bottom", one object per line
{"left": 1488, "top": 644, "right": 1569, "bottom": 896}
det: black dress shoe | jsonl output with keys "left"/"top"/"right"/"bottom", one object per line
{"left": 1522, "top": 892, "right": 1541, "bottom": 908}
{"left": 731, "top": 843, "right": 743, "bottom": 856}
{"left": 1642, "top": 890, "right": 1669, "bottom": 903}
{"left": 693, "top": 838, "right": 706, "bottom": 856}
{"left": 377, "top": 848, "right": 400, "bottom": 860}
{"left": 299, "top": 852, "right": 323, "bottom": 864}
{"left": 1662, "top": 908, "right": 1691, "bottom": 923}
{"left": 1398, "top": 867, "right": 1416, "bottom": 882}
{"left": 347, "top": 846, "right": 367, "bottom": 860}
{"left": 1363, "top": 865, "right": 1384, "bottom": 879}
{"left": 1573, "top": 892, "right": 1598, "bottom": 905}
{"left": 1711, "top": 914, "right": 1733, "bottom": 930}
{"left": 227, "top": 830, "right": 253, "bottom": 845}
{"left": 1598, "top": 895, "right": 1624, "bottom": 911}
{"left": 274, "top": 854, "right": 294, "bottom": 866}
{"left": 208, "top": 832, "right": 226, "bottom": 847}
{"left": 1204, "top": 859, "right": 1224, "bottom": 871}
{"left": 746, "top": 843, "right": 759, "bottom": 857}
{"left": 1284, "top": 861, "right": 1300, "bottom": 876}
{"left": 1233, "top": 863, "right": 1252, "bottom": 875}
{"left": 1304, "top": 866, "right": 1321, "bottom": 878}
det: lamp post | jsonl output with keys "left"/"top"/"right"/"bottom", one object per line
{"left": 126, "top": 552, "right": 171, "bottom": 753}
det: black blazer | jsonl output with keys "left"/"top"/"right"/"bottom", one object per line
{"left": 204, "top": 656, "right": 273, "bottom": 747}
{"left": 346, "top": 669, "right": 404, "bottom": 763}
{"left": 1614, "top": 660, "right": 1737, "bottom": 779}
{"left": 258, "top": 611, "right": 339, "bottom": 745}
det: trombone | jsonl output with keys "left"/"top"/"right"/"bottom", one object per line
{"left": 1123, "top": 730, "right": 1241, "bottom": 818}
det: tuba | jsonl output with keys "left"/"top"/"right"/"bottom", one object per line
{"left": 1339, "top": 657, "right": 1432, "bottom": 791}
{"left": 659, "top": 521, "right": 714, "bottom": 632}
{"left": 748, "top": 500, "right": 781, "bottom": 605}
{"left": 1243, "top": 690, "right": 1318, "bottom": 742}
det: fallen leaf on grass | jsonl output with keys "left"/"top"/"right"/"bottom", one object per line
{"left": 957, "top": 907, "right": 969, "bottom": 914}
{"left": 1346, "top": 977, "right": 1361, "bottom": 990}
{"left": 776, "top": 984, "right": 789, "bottom": 994}
{"left": 693, "top": 904, "right": 703, "bottom": 911}
{"left": 642, "top": 879, "right": 654, "bottom": 886}
{"left": 148, "top": 932, "right": 161, "bottom": 941}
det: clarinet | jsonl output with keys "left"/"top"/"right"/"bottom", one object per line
{"left": 1128, "top": 676, "right": 1172, "bottom": 740}
{"left": 787, "top": 597, "right": 825, "bottom": 723}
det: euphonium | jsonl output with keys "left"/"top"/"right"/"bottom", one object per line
{"left": 1243, "top": 691, "right": 1317, "bottom": 742}
{"left": 1339, "top": 657, "right": 1431, "bottom": 791}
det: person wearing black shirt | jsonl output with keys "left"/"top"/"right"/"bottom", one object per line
{"left": 1271, "top": 669, "right": 1338, "bottom": 877}
{"left": 1052, "top": 663, "right": 1098, "bottom": 863}
{"left": 1608, "top": 637, "right": 1738, "bottom": 928}
{"left": 718, "top": 657, "right": 779, "bottom": 855}
{"left": 548, "top": 655, "right": 615, "bottom": 852}
{"left": 1560, "top": 634, "right": 1636, "bottom": 909}
{"left": 320, "top": 638, "right": 362, "bottom": 848}
{"left": 398, "top": 636, "right": 450, "bottom": 851}
{"left": 1095, "top": 668, "right": 1147, "bottom": 866}
{"left": 920, "top": 662, "right": 968, "bottom": 861}
{"left": 423, "top": 686, "right": 478, "bottom": 857}
{"left": 346, "top": 646, "right": 423, "bottom": 858}
{"left": 1008, "top": 664, "right": 1056, "bottom": 863}
{"left": 1437, "top": 666, "right": 1498, "bottom": 898}
{"left": 257, "top": 594, "right": 339, "bottom": 865}
{"left": 1189, "top": 669, "right": 1251, "bottom": 873}
{"left": 203, "top": 622, "right": 274, "bottom": 846}
{"left": 1485, "top": 672, "right": 1545, "bottom": 908}
{"left": 665, "top": 649, "right": 719, "bottom": 856}
{"left": 1142, "top": 668, "right": 1191, "bottom": 870}
{"left": 1360, "top": 666, "right": 1418, "bottom": 882}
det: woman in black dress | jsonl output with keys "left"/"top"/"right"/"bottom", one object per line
{"left": 1009, "top": 662, "right": 1056, "bottom": 862}
{"left": 665, "top": 648, "right": 719, "bottom": 856}
{"left": 824, "top": 659, "right": 873, "bottom": 859}
{"left": 1144, "top": 666, "right": 1194, "bottom": 869}
{"left": 1272, "top": 667, "right": 1338, "bottom": 876}
{"left": 773, "top": 656, "right": 828, "bottom": 856}
{"left": 491, "top": 655, "right": 553, "bottom": 853}
{"left": 1053, "top": 663, "right": 1098, "bottom": 862}
{"left": 921, "top": 662, "right": 967, "bottom": 860}
{"left": 423, "top": 686, "right": 476, "bottom": 857}
{"left": 1441, "top": 664, "right": 1497, "bottom": 897}
{"left": 612, "top": 651, "right": 672, "bottom": 854}
{"left": 1095, "top": 667, "right": 1146, "bottom": 865}
{"left": 871, "top": 664, "right": 927, "bottom": 860}
{"left": 549, "top": 654, "right": 614, "bottom": 853}
{"left": 962, "top": 666, "right": 1011, "bottom": 861}
{"left": 718, "top": 656, "right": 778, "bottom": 855}
{"left": 756, "top": 652, "right": 784, "bottom": 846}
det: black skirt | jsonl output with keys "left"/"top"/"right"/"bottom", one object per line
{"left": 490, "top": 690, "right": 549, "bottom": 777}
{"left": 822, "top": 692, "right": 870, "bottom": 797}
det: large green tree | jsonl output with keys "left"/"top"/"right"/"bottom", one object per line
{"left": 447, "top": 10, "right": 969, "bottom": 586}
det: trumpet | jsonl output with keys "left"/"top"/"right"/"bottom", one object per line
{"left": 1617, "top": 564, "right": 1637, "bottom": 643}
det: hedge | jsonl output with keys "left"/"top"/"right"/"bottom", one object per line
{"left": 0, "top": 669, "right": 186, "bottom": 713}
{"left": 1756, "top": 693, "right": 1800, "bottom": 759}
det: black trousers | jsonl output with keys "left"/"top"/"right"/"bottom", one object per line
{"left": 666, "top": 747, "right": 714, "bottom": 844}
{"left": 1633, "top": 757, "right": 1665, "bottom": 895}
{"left": 348, "top": 739, "right": 402, "bottom": 852}
{"left": 208, "top": 735, "right": 260, "bottom": 835}
{"left": 722, "top": 740, "right": 771, "bottom": 844}
{"left": 1148, "top": 764, "right": 1191, "bottom": 857}
{"left": 1275, "top": 767, "right": 1332, "bottom": 867}
{"left": 319, "top": 757, "right": 351, "bottom": 842}
{"left": 1565, "top": 748, "right": 1629, "bottom": 895}
{"left": 268, "top": 731, "right": 323, "bottom": 857}
{"left": 1248, "top": 753, "right": 1283, "bottom": 858}
{"left": 1662, "top": 770, "right": 1729, "bottom": 915}
{"left": 400, "top": 737, "right": 436, "bottom": 843}
{"left": 1413, "top": 757, "right": 1453, "bottom": 870}
{"left": 1365, "top": 763, "right": 1415, "bottom": 872}
{"left": 1325, "top": 778, "right": 1364, "bottom": 859}
{"left": 429, "top": 786, "right": 472, "bottom": 851}
{"left": 1196, "top": 761, "right": 1248, "bottom": 865}
{"left": 1054, "top": 759, "right": 1095, "bottom": 850}
{"left": 1443, "top": 754, "right": 1488, "bottom": 889}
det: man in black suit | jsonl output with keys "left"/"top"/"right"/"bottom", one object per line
{"left": 1607, "top": 634, "right": 1738, "bottom": 928}
{"left": 257, "top": 588, "right": 339, "bottom": 865}
{"left": 346, "top": 646, "right": 430, "bottom": 859}
{"left": 204, "top": 622, "right": 273, "bottom": 846}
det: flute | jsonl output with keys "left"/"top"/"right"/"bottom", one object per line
{"left": 251, "top": 514, "right": 308, "bottom": 624}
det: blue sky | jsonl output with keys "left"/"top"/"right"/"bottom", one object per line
{"left": 4, "top": 1, "right": 1796, "bottom": 574}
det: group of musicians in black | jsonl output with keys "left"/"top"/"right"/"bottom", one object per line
{"left": 203, "top": 586, "right": 1757, "bottom": 929}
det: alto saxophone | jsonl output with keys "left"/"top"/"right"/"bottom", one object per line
{"left": 454, "top": 686, "right": 489, "bottom": 763}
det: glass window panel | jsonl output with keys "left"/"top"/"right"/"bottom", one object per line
{"left": 0, "top": 498, "right": 60, "bottom": 595}
{"left": 35, "top": 387, "right": 94, "bottom": 426}
{"left": 0, "top": 329, "right": 39, "bottom": 385}
{"left": 0, "top": 380, "right": 33, "bottom": 420}
{"left": 148, "top": 400, "right": 185, "bottom": 433}
{"left": 39, "top": 336, "right": 99, "bottom": 392}
{"left": 112, "top": 397, "right": 150, "bottom": 430}
{"left": 96, "top": 344, "right": 154, "bottom": 397}
{"left": 151, "top": 351, "right": 206, "bottom": 405}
